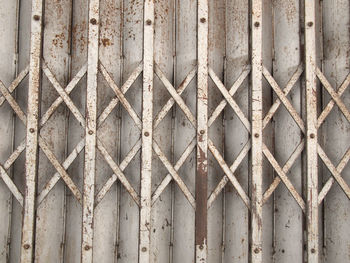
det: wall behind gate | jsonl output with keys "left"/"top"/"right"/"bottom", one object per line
{"left": 0, "top": 0, "right": 349, "bottom": 262}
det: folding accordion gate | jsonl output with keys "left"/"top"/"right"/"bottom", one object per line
{"left": 0, "top": 0, "right": 349, "bottom": 262}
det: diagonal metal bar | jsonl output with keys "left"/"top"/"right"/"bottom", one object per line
{"left": 0, "top": 164, "right": 23, "bottom": 206}
{"left": 151, "top": 137, "right": 196, "bottom": 205}
{"left": 208, "top": 66, "right": 251, "bottom": 127}
{"left": 316, "top": 67, "right": 350, "bottom": 123}
{"left": 209, "top": 67, "right": 251, "bottom": 132}
{"left": 317, "top": 72, "right": 350, "bottom": 128}
{"left": 262, "top": 140, "right": 305, "bottom": 204}
{"left": 208, "top": 140, "right": 251, "bottom": 208}
{"left": 98, "top": 61, "right": 143, "bottom": 126}
{"left": 262, "top": 144, "right": 305, "bottom": 211}
{"left": 0, "top": 65, "right": 29, "bottom": 106}
{"left": 40, "top": 62, "right": 87, "bottom": 126}
{"left": 153, "top": 64, "right": 197, "bottom": 128}
{"left": 96, "top": 141, "right": 140, "bottom": 206}
{"left": 207, "top": 139, "right": 251, "bottom": 208}
{"left": 318, "top": 147, "right": 350, "bottom": 204}
{"left": 263, "top": 64, "right": 304, "bottom": 128}
{"left": 95, "top": 139, "right": 142, "bottom": 207}
{"left": 42, "top": 62, "right": 86, "bottom": 126}
{"left": 262, "top": 65, "right": 305, "bottom": 133}
{"left": 317, "top": 145, "right": 350, "bottom": 200}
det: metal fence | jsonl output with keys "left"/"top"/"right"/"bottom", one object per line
{"left": 0, "top": 0, "right": 349, "bottom": 262}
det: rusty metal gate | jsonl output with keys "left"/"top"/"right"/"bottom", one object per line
{"left": 0, "top": 0, "right": 349, "bottom": 262}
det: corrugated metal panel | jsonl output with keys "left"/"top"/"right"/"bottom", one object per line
{"left": 0, "top": 0, "right": 349, "bottom": 262}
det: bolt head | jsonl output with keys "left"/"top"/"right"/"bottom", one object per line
{"left": 307, "top": 21, "right": 313, "bottom": 27}
{"left": 23, "top": 244, "right": 30, "bottom": 249}
{"left": 88, "top": 130, "right": 93, "bottom": 135}
{"left": 29, "top": 128, "right": 35, "bottom": 133}
{"left": 254, "top": 133, "right": 259, "bottom": 138}
{"left": 142, "top": 247, "right": 147, "bottom": 252}
{"left": 310, "top": 133, "right": 315, "bottom": 139}
{"left": 254, "top": 21, "right": 260, "bottom": 27}
{"left": 200, "top": 130, "right": 205, "bottom": 135}
{"left": 146, "top": 19, "right": 152, "bottom": 25}
{"left": 90, "top": 18, "right": 97, "bottom": 25}
{"left": 33, "top": 15, "right": 40, "bottom": 21}
{"left": 200, "top": 17, "right": 206, "bottom": 23}
{"left": 84, "top": 245, "right": 90, "bottom": 251}
{"left": 144, "top": 131, "right": 150, "bottom": 137}
{"left": 254, "top": 247, "right": 260, "bottom": 254}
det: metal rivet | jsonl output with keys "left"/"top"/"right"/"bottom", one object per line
{"left": 254, "top": 21, "right": 260, "bottom": 27}
{"left": 142, "top": 247, "right": 147, "bottom": 252}
{"left": 254, "top": 133, "right": 259, "bottom": 138}
{"left": 146, "top": 19, "right": 152, "bottom": 25}
{"left": 144, "top": 131, "right": 149, "bottom": 137}
{"left": 29, "top": 128, "right": 35, "bottom": 133}
{"left": 33, "top": 15, "right": 40, "bottom": 21}
{"left": 200, "top": 17, "right": 206, "bottom": 23}
{"left": 90, "top": 18, "right": 97, "bottom": 25}
{"left": 23, "top": 244, "right": 30, "bottom": 249}
{"left": 311, "top": 248, "right": 316, "bottom": 254}
{"left": 88, "top": 130, "right": 93, "bottom": 135}
{"left": 254, "top": 248, "right": 260, "bottom": 254}
{"left": 310, "top": 133, "right": 315, "bottom": 139}
{"left": 199, "top": 244, "right": 204, "bottom": 250}
{"left": 200, "top": 130, "right": 205, "bottom": 135}
{"left": 84, "top": 245, "right": 90, "bottom": 251}
{"left": 307, "top": 21, "right": 313, "bottom": 27}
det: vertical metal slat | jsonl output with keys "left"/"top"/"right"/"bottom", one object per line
{"left": 196, "top": 0, "right": 208, "bottom": 262}
{"left": 81, "top": 0, "right": 100, "bottom": 261}
{"left": 20, "top": 0, "right": 43, "bottom": 262}
{"left": 251, "top": 0, "right": 263, "bottom": 262}
{"left": 305, "top": 0, "right": 319, "bottom": 262}
{"left": 139, "top": 0, "right": 154, "bottom": 262}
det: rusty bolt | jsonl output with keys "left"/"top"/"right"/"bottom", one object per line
{"left": 23, "top": 244, "right": 30, "bottom": 250}
{"left": 90, "top": 18, "right": 97, "bottom": 25}
{"left": 254, "top": 21, "right": 260, "bottom": 27}
{"left": 200, "top": 17, "right": 206, "bottom": 23}
{"left": 29, "top": 128, "right": 35, "bottom": 133}
{"left": 311, "top": 248, "right": 316, "bottom": 254}
{"left": 310, "top": 133, "right": 315, "bottom": 139}
{"left": 84, "top": 245, "right": 90, "bottom": 251}
{"left": 254, "top": 248, "right": 260, "bottom": 254}
{"left": 88, "top": 130, "right": 93, "bottom": 135}
{"left": 141, "top": 247, "right": 147, "bottom": 252}
{"left": 200, "top": 130, "right": 205, "bottom": 135}
{"left": 254, "top": 133, "right": 259, "bottom": 138}
{"left": 307, "top": 21, "right": 313, "bottom": 27}
{"left": 146, "top": 19, "right": 152, "bottom": 25}
{"left": 144, "top": 131, "right": 150, "bottom": 137}
{"left": 199, "top": 244, "right": 204, "bottom": 250}
{"left": 33, "top": 15, "right": 40, "bottom": 21}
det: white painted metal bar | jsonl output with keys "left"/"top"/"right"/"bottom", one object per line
{"left": 251, "top": 0, "right": 263, "bottom": 261}
{"left": 20, "top": 0, "right": 43, "bottom": 261}
{"left": 139, "top": 0, "right": 154, "bottom": 262}
{"left": 82, "top": 0, "right": 100, "bottom": 261}
{"left": 196, "top": 0, "right": 208, "bottom": 261}
{"left": 304, "top": 0, "right": 319, "bottom": 261}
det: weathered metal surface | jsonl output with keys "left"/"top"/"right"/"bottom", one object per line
{"left": 0, "top": 0, "right": 350, "bottom": 262}
{"left": 20, "top": 0, "right": 43, "bottom": 261}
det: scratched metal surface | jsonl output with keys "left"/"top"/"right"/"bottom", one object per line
{"left": 0, "top": 0, "right": 349, "bottom": 262}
